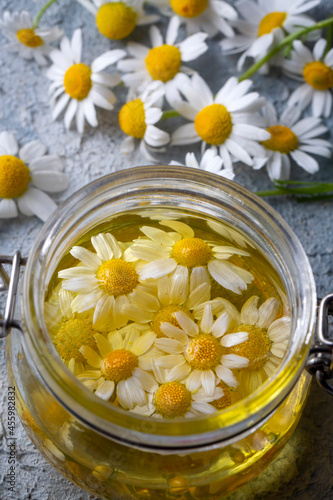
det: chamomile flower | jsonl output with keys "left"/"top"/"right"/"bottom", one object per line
{"left": 125, "top": 219, "right": 254, "bottom": 294}
{"left": 0, "top": 132, "right": 69, "bottom": 221}
{"left": 154, "top": 306, "right": 249, "bottom": 395}
{"left": 151, "top": 0, "right": 238, "bottom": 38}
{"left": 118, "top": 82, "right": 170, "bottom": 161}
{"left": 117, "top": 19, "right": 208, "bottom": 93}
{"left": 76, "top": 0, "right": 159, "bottom": 40}
{"left": 131, "top": 381, "right": 224, "bottom": 418}
{"left": 58, "top": 232, "right": 160, "bottom": 330}
{"left": 220, "top": 0, "right": 320, "bottom": 73}
{"left": 46, "top": 29, "right": 126, "bottom": 133}
{"left": 225, "top": 295, "right": 290, "bottom": 396}
{"left": 283, "top": 39, "right": 333, "bottom": 118}
{"left": 0, "top": 10, "right": 62, "bottom": 66}
{"left": 170, "top": 148, "right": 235, "bottom": 179}
{"left": 256, "top": 102, "right": 331, "bottom": 180}
{"left": 78, "top": 326, "right": 158, "bottom": 409}
{"left": 168, "top": 74, "right": 270, "bottom": 169}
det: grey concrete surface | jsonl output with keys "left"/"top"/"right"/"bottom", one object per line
{"left": 0, "top": 0, "right": 333, "bottom": 499}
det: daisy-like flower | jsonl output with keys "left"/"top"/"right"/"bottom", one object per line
{"left": 125, "top": 219, "right": 254, "bottom": 294}
{"left": 76, "top": 0, "right": 159, "bottom": 40}
{"left": 255, "top": 102, "right": 331, "bottom": 180}
{"left": 223, "top": 295, "right": 291, "bottom": 396}
{"left": 0, "top": 132, "right": 69, "bottom": 221}
{"left": 131, "top": 381, "right": 224, "bottom": 418}
{"left": 153, "top": 306, "right": 249, "bottom": 395}
{"left": 46, "top": 29, "right": 126, "bottom": 133}
{"left": 283, "top": 39, "right": 333, "bottom": 118}
{"left": 0, "top": 11, "right": 62, "bottom": 66}
{"left": 151, "top": 0, "right": 238, "bottom": 38}
{"left": 170, "top": 148, "right": 235, "bottom": 180}
{"left": 220, "top": 0, "right": 321, "bottom": 73}
{"left": 58, "top": 231, "right": 161, "bottom": 330}
{"left": 78, "top": 326, "right": 158, "bottom": 409}
{"left": 168, "top": 74, "right": 270, "bottom": 169}
{"left": 117, "top": 19, "right": 208, "bottom": 94}
{"left": 118, "top": 82, "right": 170, "bottom": 161}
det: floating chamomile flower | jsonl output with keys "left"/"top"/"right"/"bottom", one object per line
{"left": 220, "top": 0, "right": 320, "bottom": 73}
{"left": 255, "top": 102, "right": 331, "bottom": 180}
{"left": 225, "top": 295, "right": 290, "bottom": 396}
{"left": 46, "top": 29, "right": 126, "bottom": 133}
{"left": 118, "top": 82, "right": 170, "bottom": 161}
{"left": 78, "top": 326, "right": 158, "bottom": 409}
{"left": 170, "top": 148, "right": 235, "bottom": 179}
{"left": 283, "top": 39, "right": 333, "bottom": 118}
{"left": 126, "top": 219, "right": 254, "bottom": 294}
{"left": 117, "top": 19, "right": 208, "bottom": 94}
{"left": 76, "top": 0, "right": 159, "bottom": 40}
{"left": 151, "top": 0, "right": 237, "bottom": 38}
{"left": 0, "top": 10, "right": 62, "bottom": 66}
{"left": 0, "top": 132, "right": 69, "bottom": 221}
{"left": 58, "top": 231, "right": 160, "bottom": 330}
{"left": 168, "top": 74, "right": 270, "bottom": 169}
{"left": 154, "top": 306, "right": 249, "bottom": 395}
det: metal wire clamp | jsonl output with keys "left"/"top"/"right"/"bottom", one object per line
{"left": 0, "top": 252, "right": 27, "bottom": 338}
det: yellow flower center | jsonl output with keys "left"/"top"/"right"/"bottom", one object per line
{"left": 170, "top": 0, "right": 208, "bottom": 18}
{"left": 227, "top": 324, "right": 271, "bottom": 370}
{"left": 118, "top": 99, "right": 146, "bottom": 139}
{"left": 261, "top": 125, "right": 299, "bottom": 154}
{"left": 54, "top": 318, "right": 98, "bottom": 363}
{"left": 64, "top": 63, "right": 92, "bottom": 100}
{"left": 96, "top": 2, "right": 137, "bottom": 40}
{"left": 154, "top": 382, "right": 192, "bottom": 418}
{"left": 16, "top": 28, "right": 43, "bottom": 47}
{"left": 211, "top": 382, "right": 232, "bottom": 410}
{"left": 102, "top": 348, "right": 138, "bottom": 382}
{"left": 171, "top": 237, "right": 213, "bottom": 268}
{"left": 194, "top": 104, "right": 232, "bottom": 145}
{"left": 303, "top": 61, "right": 333, "bottom": 91}
{"left": 152, "top": 305, "right": 194, "bottom": 338}
{"left": 0, "top": 155, "right": 30, "bottom": 199}
{"left": 145, "top": 45, "right": 182, "bottom": 82}
{"left": 96, "top": 259, "right": 139, "bottom": 297}
{"left": 258, "top": 12, "right": 287, "bottom": 37}
{"left": 185, "top": 334, "right": 224, "bottom": 370}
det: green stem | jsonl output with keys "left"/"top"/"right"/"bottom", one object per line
{"left": 33, "top": 0, "right": 58, "bottom": 28}
{"left": 161, "top": 110, "right": 180, "bottom": 120}
{"left": 238, "top": 16, "right": 333, "bottom": 82}
{"left": 325, "top": 18, "right": 333, "bottom": 56}
{"left": 256, "top": 189, "right": 287, "bottom": 197}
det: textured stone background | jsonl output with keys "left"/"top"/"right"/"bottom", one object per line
{"left": 0, "top": 0, "right": 333, "bottom": 499}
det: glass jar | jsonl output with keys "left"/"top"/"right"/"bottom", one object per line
{"left": 5, "top": 166, "right": 318, "bottom": 500}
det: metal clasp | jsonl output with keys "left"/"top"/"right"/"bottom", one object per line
{"left": 0, "top": 252, "right": 27, "bottom": 338}
{"left": 306, "top": 294, "right": 333, "bottom": 396}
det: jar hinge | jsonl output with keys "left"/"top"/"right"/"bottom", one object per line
{"left": 0, "top": 252, "right": 27, "bottom": 339}
{"left": 306, "top": 294, "right": 333, "bottom": 396}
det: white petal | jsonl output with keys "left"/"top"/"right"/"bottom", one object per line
{"left": 0, "top": 198, "right": 18, "bottom": 218}
{"left": 132, "top": 331, "right": 156, "bottom": 356}
{"left": 241, "top": 296, "right": 259, "bottom": 324}
{"left": 31, "top": 171, "right": 69, "bottom": 193}
{"left": 19, "top": 140, "right": 46, "bottom": 163}
{"left": 95, "top": 380, "right": 115, "bottom": 400}
{"left": 174, "top": 311, "right": 198, "bottom": 336}
{"left": 211, "top": 312, "right": 231, "bottom": 338}
{"left": 215, "top": 364, "right": 238, "bottom": 388}
{"left": 139, "top": 259, "right": 177, "bottom": 280}
{"left": 201, "top": 370, "right": 216, "bottom": 396}
{"left": 18, "top": 187, "right": 57, "bottom": 222}
{"left": 221, "top": 354, "right": 249, "bottom": 369}
{"left": 257, "top": 297, "right": 280, "bottom": 329}
{"left": 70, "top": 246, "right": 102, "bottom": 269}
{"left": 200, "top": 304, "right": 214, "bottom": 334}
{"left": 208, "top": 260, "right": 250, "bottom": 294}
{"left": 221, "top": 331, "right": 248, "bottom": 347}
{"left": 185, "top": 369, "right": 202, "bottom": 391}
{"left": 155, "top": 338, "right": 184, "bottom": 354}
{"left": 0, "top": 132, "right": 18, "bottom": 155}
{"left": 91, "top": 49, "right": 126, "bottom": 72}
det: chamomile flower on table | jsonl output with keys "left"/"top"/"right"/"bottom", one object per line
{"left": 220, "top": 0, "right": 320, "bottom": 73}
{"left": 150, "top": 0, "right": 238, "bottom": 38}
{"left": 256, "top": 102, "right": 331, "bottom": 180}
{"left": 153, "top": 306, "right": 249, "bottom": 395}
{"left": 46, "top": 29, "right": 126, "bottom": 133}
{"left": 170, "top": 148, "right": 235, "bottom": 179}
{"left": 76, "top": 0, "right": 159, "bottom": 40}
{"left": 78, "top": 326, "right": 158, "bottom": 408}
{"left": 224, "top": 295, "right": 291, "bottom": 396}
{"left": 283, "top": 39, "right": 333, "bottom": 118}
{"left": 0, "top": 132, "right": 69, "bottom": 221}
{"left": 58, "top": 231, "right": 161, "bottom": 330}
{"left": 168, "top": 74, "right": 270, "bottom": 170}
{"left": 117, "top": 19, "right": 208, "bottom": 94}
{"left": 125, "top": 218, "right": 254, "bottom": 293}
{"left": 118, "top": 82, "right": 170, "bottom": 161}
{"left": 0, "top": 10, "right": 62, "bottom": 66}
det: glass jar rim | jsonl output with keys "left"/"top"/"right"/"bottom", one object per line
{"left": 21, "top": 166, "right": 316, "bottom": 451}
